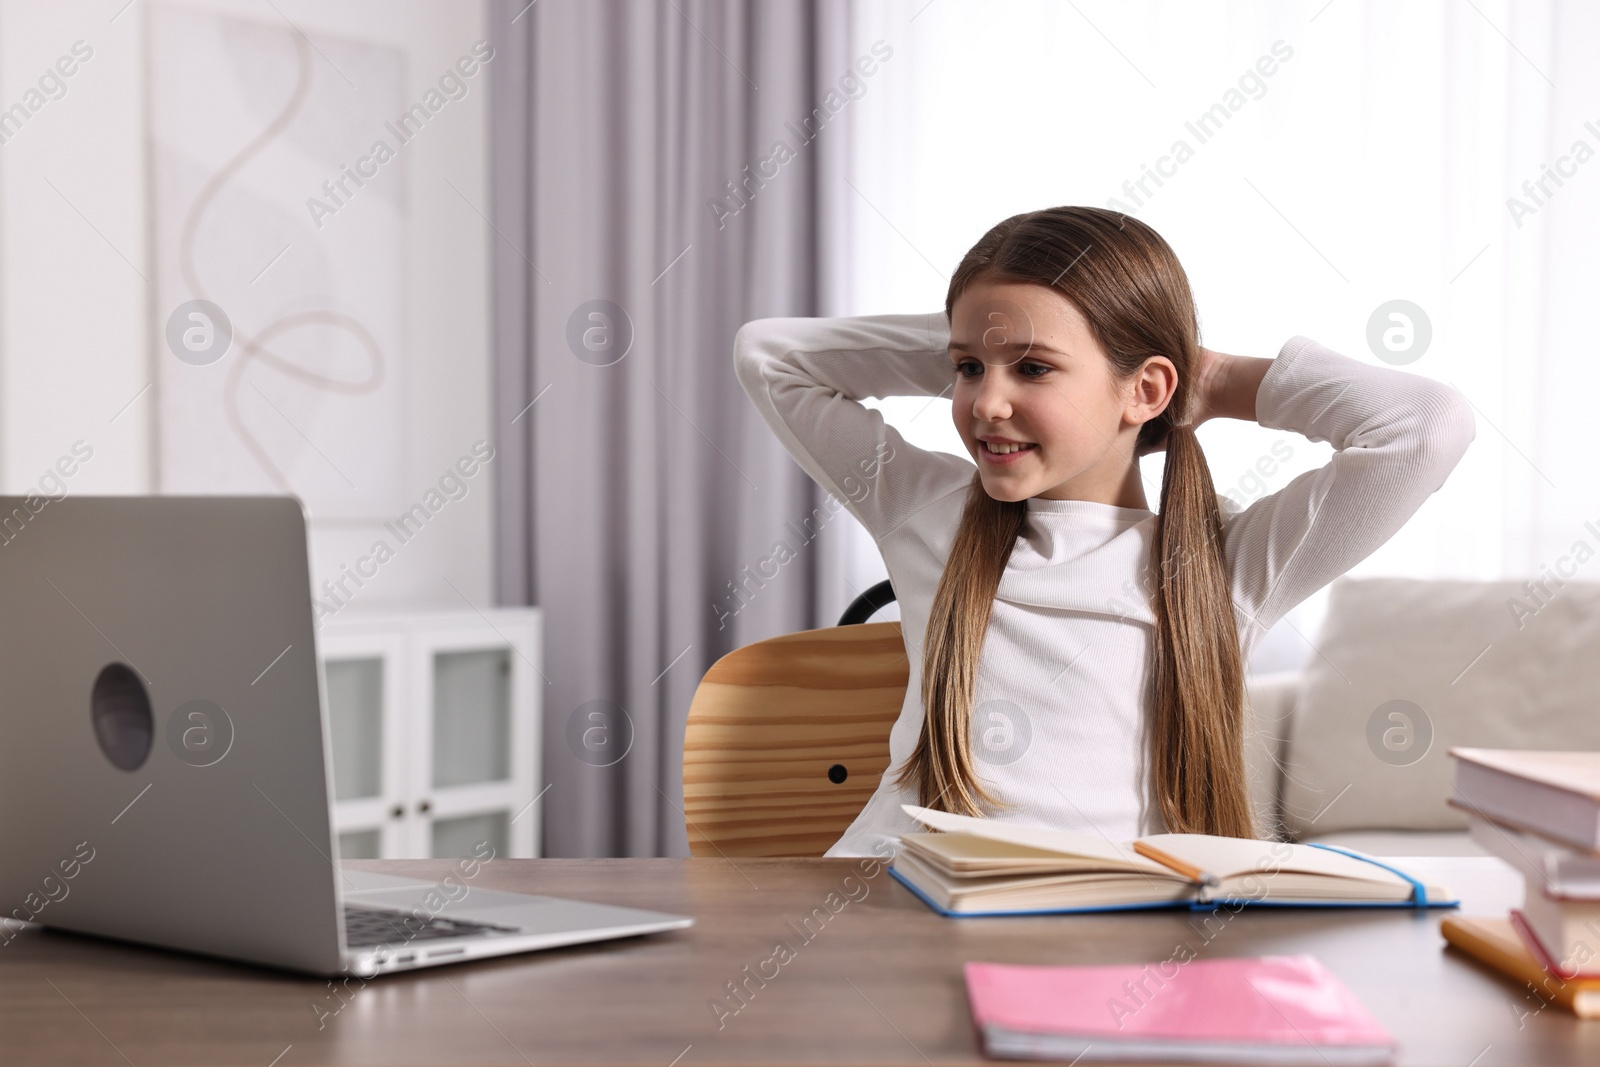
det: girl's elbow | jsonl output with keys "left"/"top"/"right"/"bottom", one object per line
{"left": 1446, "top": 388, "right": 1476, "bottom": 454}
{"left": 732, "top": 319, "right": 764, "bottom": 362}
{"left": 732, "top": 319, "right": 774, "bottom": 379}
{"left": 732, "top": 317, "right": 794, "bottom": 372}
{"left": 1429, "top": 386, "right": 1477, "bottom": 467}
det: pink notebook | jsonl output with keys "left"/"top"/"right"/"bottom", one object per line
{"left": 965, "top": 955, "right": 1396, "bottom": 1064}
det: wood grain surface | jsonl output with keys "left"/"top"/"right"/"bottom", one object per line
{"left": 0, "top": 857, "right": 1595, "bottom": 1066}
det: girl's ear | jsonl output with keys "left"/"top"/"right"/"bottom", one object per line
{"left": 1124, "top": 356, "right": 1178, "bottom": 425}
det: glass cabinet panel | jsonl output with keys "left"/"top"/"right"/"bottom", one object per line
{"left": 338, "top": 829, "right": 381, "bottom": 860}
{"left": 322, "top": 609, "right": 540, "bottom": 861}
{"left": 325, "top": 658, "right": 384, "bottom": 801}
{"left": 432, "top": 649, "right": 510, "bottom": 788}
{"left": 431, "top": 812, "right": 508, "bottom": 859}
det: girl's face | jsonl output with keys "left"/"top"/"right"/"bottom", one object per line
{"left": 948, "top": 277, "right": 1175, "bottom": 506}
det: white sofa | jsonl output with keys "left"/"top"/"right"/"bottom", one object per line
{"left": 1241, "top": 575, "right": 1600, "bottom": 855}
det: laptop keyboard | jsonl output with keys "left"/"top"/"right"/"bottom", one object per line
{"left": 343, "top": 903, "right": 522, "bottom": 949}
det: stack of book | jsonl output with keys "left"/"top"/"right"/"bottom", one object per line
{"left": 1441, "top": 747, "right": 1600, "bottom": 1018}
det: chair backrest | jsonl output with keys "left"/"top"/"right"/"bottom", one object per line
{"left": 682, "top": 620, "right": 908, "bottom": 857}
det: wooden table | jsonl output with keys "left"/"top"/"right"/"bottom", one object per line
{"left": 0, "top": 856, "right": 1593, "bottom": 1066}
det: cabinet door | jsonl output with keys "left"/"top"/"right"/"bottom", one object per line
{"left": 318, "top": 630, "right": 409, "bottom": 859}
{"left": 407, "top": 618, "right": 539, "bottom": 858}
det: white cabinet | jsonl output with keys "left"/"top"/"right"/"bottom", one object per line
{"left": 316, "top": 609, "right": 542, "bottom": 859}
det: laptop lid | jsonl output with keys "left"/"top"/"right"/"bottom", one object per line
{"left": 0, "top": 495, "right": 346, "bottom": 973}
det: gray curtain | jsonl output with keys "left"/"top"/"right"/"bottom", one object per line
{"left": 488, "top": 0, "right": 855, "bottom": 856}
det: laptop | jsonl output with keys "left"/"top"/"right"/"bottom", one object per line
{"left": 0, "top": 495, "right": 693, "bottom": 976}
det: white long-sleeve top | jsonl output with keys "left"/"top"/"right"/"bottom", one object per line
{"left": 732, "top": 312, "right": 1476, "bottom": 858}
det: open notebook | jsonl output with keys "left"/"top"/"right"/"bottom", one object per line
{"left": 889, "top": 805, "right": 1457, "bottom": 916}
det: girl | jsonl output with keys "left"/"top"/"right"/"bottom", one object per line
{"left": 733, "top": 206, "right": 1474, "bottom": 858}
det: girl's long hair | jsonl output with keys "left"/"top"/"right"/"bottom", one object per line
{"left": 891, "top": 206, "right": 1254, "bottom": 838}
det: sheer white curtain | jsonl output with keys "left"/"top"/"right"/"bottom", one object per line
{"left": 816, "top": 0, "right": 1593, "bottom": 673}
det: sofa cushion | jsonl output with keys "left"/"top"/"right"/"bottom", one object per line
{"left": 1243, "top": 670, "right": 1298, "bottom": 839}
{"left": 1279, "top": 576, "right": 1600, "bottom": 838}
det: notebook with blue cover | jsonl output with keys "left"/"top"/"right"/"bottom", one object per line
{"left": 889, "top": 804, "right": 1458, "bottom": 917}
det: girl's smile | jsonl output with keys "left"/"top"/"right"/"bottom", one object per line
{"left": 977, "top": 440, "right": 1039, "bottom": 464}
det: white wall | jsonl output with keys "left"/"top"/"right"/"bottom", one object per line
{"left": 0, "top": 1, "right": 150, "bottom": 494}
{"left": 0, "top": 0, "right": 494, "bottom": 613}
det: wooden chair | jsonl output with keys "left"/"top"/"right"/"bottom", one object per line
{"left": 682, "top": 581, "right": 908, "bottom": 857}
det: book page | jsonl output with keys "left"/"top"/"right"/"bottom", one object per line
{"left": 902, "top": 832, "right": 1191, "bottom": 880}
{"left": 1137, "top": 833, "right": 1411, "bottom": 887}
{"left": 900, "top": 804, "right": 1172, "bottom": 875}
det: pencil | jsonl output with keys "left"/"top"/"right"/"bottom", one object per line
{"left": 1132, "top": 841, "right": 1220, "bottom": 886}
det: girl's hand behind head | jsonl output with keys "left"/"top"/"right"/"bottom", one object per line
{"left": 1190, "top": 345, "right": 1230, "bottom": 427}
